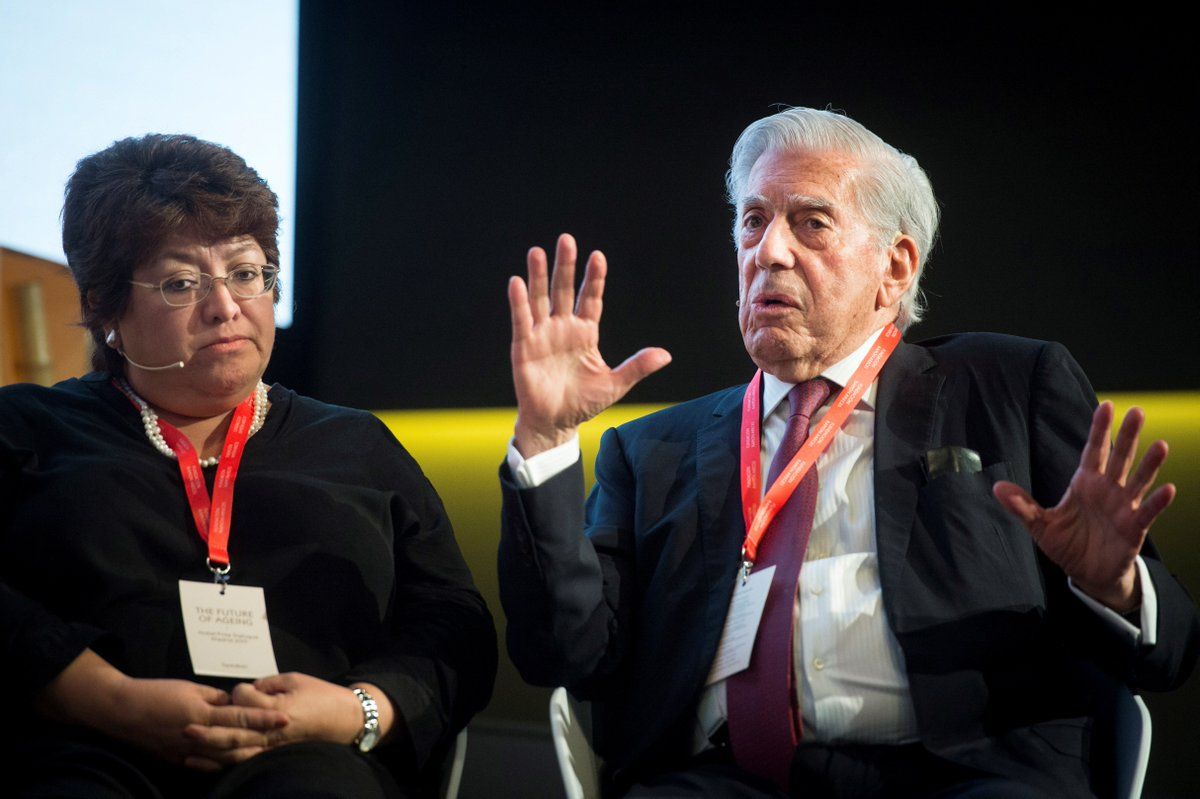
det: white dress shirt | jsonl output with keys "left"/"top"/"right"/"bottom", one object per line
{"left": 694, "top": 331, "right": 919, "bottom": 748}
{"left": 506, "top": 328, "right": 1158, "bottom": 753}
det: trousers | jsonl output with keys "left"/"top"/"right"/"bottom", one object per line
{"left": 9, "top": 734, "right": 412, "bottom": 799}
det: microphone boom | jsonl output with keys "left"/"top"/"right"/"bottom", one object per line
{"left": 120, "top": 349, "right": 186, "bottom": 371}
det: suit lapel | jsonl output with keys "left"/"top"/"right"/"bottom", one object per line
{"left": 874, "top": 340, "right": 943, "bottom": 601}
{"left": 695, "top": 386, "right": 748, "bottom": 655}
{"left": 690, "top": 350, "right": 945, "bottom": 651}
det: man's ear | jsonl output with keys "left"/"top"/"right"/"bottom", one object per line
{"left": 877, "top": 234, "right": 919, "bottom": 311}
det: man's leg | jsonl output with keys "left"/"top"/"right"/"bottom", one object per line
{"left": 623, "top": 759, "right": 787, "bottom": 798}
{"left": 788, "top": 742, "right": 1060, "bottom": 799}
{"left": 923, "top": 777, "right": 1059, "bottom": 799}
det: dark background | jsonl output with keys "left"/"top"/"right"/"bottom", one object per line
{"left": 271, "top": 3, "right": 1198, "bottom": 796}
{"left": 271, "top": 2, "right": 1197, "bottom": 404}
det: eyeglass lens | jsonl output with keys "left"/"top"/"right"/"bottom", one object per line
{"left": 159, "top": 266, "right": 277, "bottom": 306}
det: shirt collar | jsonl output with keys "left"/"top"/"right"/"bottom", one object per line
{"left": 761, "top": 327, "right": 885, "bottom": 419}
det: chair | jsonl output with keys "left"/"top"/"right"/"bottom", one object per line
{"left": 550, "top": 687, "right": 603, "bottom": 799}
{"left": 440, "top": 729, "right": 468, "bottom": 799}
{"left": 548, "top": 685, "right": 1151, "bottom": 799}
{"left": 1109, "top": 691, "right": 1152, "bottom": 799}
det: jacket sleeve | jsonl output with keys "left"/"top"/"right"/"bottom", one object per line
{"left": 0, "top": 395, "right": 107, "bottom": 698}
{"left": 342, "top": 421, "right": 497, "bottom": 772}
{"left": 0, "top": 583, "right": 107, "bottom": 694}
{"left": 1027, "top": 341, "right": 1199, "bottom": 690}
{"left": 498, "top": 426, "right": 637, "bottom": 693}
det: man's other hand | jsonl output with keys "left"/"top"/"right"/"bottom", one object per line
{"left": 994, "top": 401, "right": 1176, "bottom": 613}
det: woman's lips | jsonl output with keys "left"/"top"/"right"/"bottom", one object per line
{"left": 203, "top": 337, "right": 250, "bottom": 352}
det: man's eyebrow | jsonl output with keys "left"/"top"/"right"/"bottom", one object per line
{"left": 737, "top": 193, "right": 837, "bottom": 215}
{"left": 738, "top": 193, "right": 768, "bottom": 211}
{"left": 785, "top": 193, "right": 836, "bottom": 215}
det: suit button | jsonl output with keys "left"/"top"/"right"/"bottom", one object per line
{"left": 812, "top": 658, "right": 825, "bottom": 671}
{"left": 809, "top": 584, "right": 823, "bottom": 596}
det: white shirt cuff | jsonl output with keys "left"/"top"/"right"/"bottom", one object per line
{"left": 506, "top": 435, "right": 581, "bottom": 489}
{"left": 1068, "top": 555, "right": 1157, "bottom": 646}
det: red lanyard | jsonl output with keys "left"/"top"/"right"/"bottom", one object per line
{"left": 115, "top": 382, "right": 254, "bottom": 580}
{"left": 738, "top": 324, "right": 901, "bottom": 579}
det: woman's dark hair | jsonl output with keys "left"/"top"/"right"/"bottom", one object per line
{"left": 62, "top": 133, "right": 280, "bottom": 373}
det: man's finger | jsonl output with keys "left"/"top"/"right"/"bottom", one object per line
{"left": 509, "top": 276, "right": 534, "bottom": 342}
{"left": 1080, "top": 402, "right": 1114, "bottom": 473}
{"left": 576, "top": 250, "right": 607, "bottom": 322}
{"left": 1106, "top": 407, "right": 1144, "bottom": 485}
{"left": 527, "top": 247, "right": 550, "bottom": 323}
{"left": 550, "top": 233, "right": 577, "bottom": 316}
{"left": 1134, "top": 483, "right": 1176, "bottom": 530}
{"left": 611, "top": 347, "right": 672, "bottom": 397}
{"left": 183, "top": 755, "right": 223, "bottom": 772}
{"left": 1126, "top": 439, "right": 1169, "bottom": 501}
{"left": 992, "top": 481, "right": 1044, "bottom": 533}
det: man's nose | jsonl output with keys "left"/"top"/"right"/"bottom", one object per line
{"left": 754, "top": 217, "right": 795, "bottom": 271}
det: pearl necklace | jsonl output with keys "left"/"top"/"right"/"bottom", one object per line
{"left": 116, "top": 378, "right": 270, "bottom": 467}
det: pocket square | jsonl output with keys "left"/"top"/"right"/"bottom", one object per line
{"left": 924, "top": 446, "right": 982, "bottom": 479}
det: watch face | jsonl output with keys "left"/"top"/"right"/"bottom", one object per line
{"left": 358, "top": 727, "right": 380, "bottom": 753}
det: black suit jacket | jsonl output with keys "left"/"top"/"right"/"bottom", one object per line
{"left": 499, "top": 334, "right": 1199, "bottom": 795}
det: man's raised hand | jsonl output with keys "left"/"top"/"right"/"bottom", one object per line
{"left": 509, "top": 233, "right": 671, "bottom": 457}
{"left": 993, "top": 402, "right": 1176, "bottom": 613}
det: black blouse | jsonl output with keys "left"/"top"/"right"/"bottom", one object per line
{"left": 0, "top": 373, "right": 496, "bottom": 772}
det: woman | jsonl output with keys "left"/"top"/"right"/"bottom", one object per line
{"left": 0, "top": 134, "right": 496, "bottom": 798}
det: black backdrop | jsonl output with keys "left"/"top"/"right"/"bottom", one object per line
{"left": 271, "top": 3, "right": 1198, "bottom": 406}
{"left": 271, "top": 6, "right": 1200, "bottom": 795}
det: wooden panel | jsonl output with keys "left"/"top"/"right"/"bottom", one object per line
{"left": 0, "top": 247, "right": 90, "bottom": 386}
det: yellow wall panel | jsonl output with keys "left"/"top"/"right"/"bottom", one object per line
{"left": 376, "top": 395, "right": 1200, "bottom": 729}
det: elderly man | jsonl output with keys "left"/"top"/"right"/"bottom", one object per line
{"left": 498, "top": 108, "right": 1199, "bottom": 798}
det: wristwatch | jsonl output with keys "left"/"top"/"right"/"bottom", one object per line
{"left": 352, "top": 687, "right": 381, "bottom": 753}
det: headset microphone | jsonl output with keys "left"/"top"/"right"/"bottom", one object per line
{"left": 119, "top": 349, "right": 186, "bottom": 371}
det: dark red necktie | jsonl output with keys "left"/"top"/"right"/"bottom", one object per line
{"left": 727, "top": 377, "right": 832, "bottom": 791}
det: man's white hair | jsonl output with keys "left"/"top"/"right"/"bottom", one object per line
{"left": 725, "top": 107, "right": 940, "bottom": 330}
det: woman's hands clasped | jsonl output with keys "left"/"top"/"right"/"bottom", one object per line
{"left": 508, "top": 233, "right": 671, "bottom": 457}
{"left": 111, "top": 677, "right": 288, "bottom": 771}
{"left": 183, "top": 673, "right": 394, "bottom": 770}
{"left": 39, "top": 650, "right": 288, "bottom": 770}
{"left": 42, "top": 650, "right": 395, "bottom": 772}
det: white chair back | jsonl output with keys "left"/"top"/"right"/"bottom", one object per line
{"left": 441, "top": 728, "right": 468, "bottom": 799}
{"left": 550, "top": 687, "right": 604, "bottom": 799}
{"left": 1111, "top": 693, "right": 1151, "bottom": 799}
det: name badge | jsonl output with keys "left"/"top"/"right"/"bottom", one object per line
{"left": 704, "top": 565, "right": 775, "bottom": 685}
{"left": 178, "top": 580, "right": 279, "bottom": 679}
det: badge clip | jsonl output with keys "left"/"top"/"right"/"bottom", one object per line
{"left": 207, "top": 558, "right": 231, "bottom": 595}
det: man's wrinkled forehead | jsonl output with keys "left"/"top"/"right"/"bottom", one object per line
{"left": 737, "top": 148, "right": 864, "bottom": 212}
{"left": 738, "top": 191, "right": 838, "bottom": 217}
